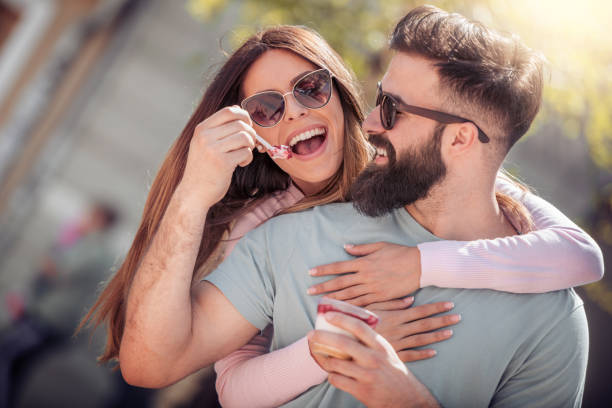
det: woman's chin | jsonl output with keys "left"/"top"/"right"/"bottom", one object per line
{"left": 290, "top": 169, "right": 339, "bottom": 195}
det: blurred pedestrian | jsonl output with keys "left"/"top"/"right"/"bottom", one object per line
{"left": 0, "top": 201, "right": 120, "bottom": 408}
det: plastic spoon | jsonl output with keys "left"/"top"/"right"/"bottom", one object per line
{"left": 254, "top": 133, "right": 292, "bottom": 159}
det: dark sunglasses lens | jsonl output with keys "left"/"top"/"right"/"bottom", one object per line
{"left": 294, "top": 70, "right": 331, "bottom": 108}
{"left": 244, "top": 92, "right": 285, "bottom": 127}
{"left": 380, "top": 96, "right": 395, "bottom": 130}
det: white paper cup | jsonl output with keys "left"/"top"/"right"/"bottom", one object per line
{"left": 311, "top": 298, "right": 379, "bottom": 360}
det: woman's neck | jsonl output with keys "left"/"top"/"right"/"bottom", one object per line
{"left": 291, "top": 177, "right": 330, "bottom": 196}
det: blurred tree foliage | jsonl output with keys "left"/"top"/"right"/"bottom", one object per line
{"left": 187, "top": 0, "right": 612, "bottom": 312}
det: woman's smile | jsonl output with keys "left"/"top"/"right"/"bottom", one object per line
{"left": 287, "top": 125, "right": 328, "bottom": 158}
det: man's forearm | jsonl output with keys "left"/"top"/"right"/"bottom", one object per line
{"left": 120, "top": 183, "right": 210, "bottom": 384}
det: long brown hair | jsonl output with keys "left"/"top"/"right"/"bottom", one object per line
{"left": 79, "top": 25, "right": 371, "bottom": 365}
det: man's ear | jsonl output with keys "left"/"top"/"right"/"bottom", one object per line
{"left": 446, "top": 122, "right": 478, "bottom": 156}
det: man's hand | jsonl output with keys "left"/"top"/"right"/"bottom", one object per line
{"left": 307, "top": 242, "right": 421, "bottom": 306}
{"left": 308, "top": 312, "right": 439, "bottom": 408}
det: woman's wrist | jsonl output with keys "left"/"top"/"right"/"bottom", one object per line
{"left": 403, "top": 245, "right": 422, "bottom": 290}
{"left": 414, "top": 246, "right": 422, "bottom": 287}
{"left": 172, "top": 183, "right": 213, "bottom": 229}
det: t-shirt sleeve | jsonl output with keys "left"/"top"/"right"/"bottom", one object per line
{"left": 490, "top": 305, "right": 588, "bottom": 407}
{"left": 205, "top": 227, "right": 275, "bottom": 331}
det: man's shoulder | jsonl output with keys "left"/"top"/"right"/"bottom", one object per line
{"left": 458, "top": 286, "right": 583, "bottom": 318}
{"left": 409, "top": 287, "right": 587, "bottom": 406}
{"left": 419, "top": 287, "right": 585, "bottom": 341}
{"left": 528, "top": 288, "right": 586, "bottom": 337}
{"left": 522, "top": 287, "right": 583, "bottom": 316}
{"left": 507, "top": 288, "right": 585, "bottom": 334}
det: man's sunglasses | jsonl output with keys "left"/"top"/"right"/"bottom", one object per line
{"left": 241, "top": 68, "right": 333, "bottom": 128}
{"left": 375, "top": 82, "right": 490, "bottom": 143}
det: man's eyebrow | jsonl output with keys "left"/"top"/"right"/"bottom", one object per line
{"left": 386, "top": 89, "right": 410, "bottom": 107}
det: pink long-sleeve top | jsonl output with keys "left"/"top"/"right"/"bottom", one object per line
{"left": 214, "top": 177, "right": 604, "bottom": 408}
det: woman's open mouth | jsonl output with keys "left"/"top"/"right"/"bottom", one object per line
{"left": 288, "top": 127, "right": 327, "bottom": 157}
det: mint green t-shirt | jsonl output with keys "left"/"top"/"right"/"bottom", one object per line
{"left": 206, "top": 203, "right": 588, "bottom": 407}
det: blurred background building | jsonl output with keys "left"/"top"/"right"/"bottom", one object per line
{"left": 0, "top": 0, "right": 609, "bottom": 407}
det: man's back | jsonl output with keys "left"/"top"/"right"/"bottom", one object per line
{"left": 207, "top": 202, "right": 588, "bottom": 407}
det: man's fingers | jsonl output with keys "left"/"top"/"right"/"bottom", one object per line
{"left": 309, "top": 329, "right": 372, "bottom": 365}
{"left": 307, "top": 274, "right": 357, "bottom": 295}
{"left": 320, "top": 312, "right": 382, "bottom": 353}
{"left": 320, "top": 355, "right": 371, "bottom": 381}
{"left": 343, "top": 242, "right": 386, "bottom": 256}
{"left": 397, "top": 348, "right": 438, "bottom": 363}
{"left": 309, "top": 259, "right": 358, "bottom": 277}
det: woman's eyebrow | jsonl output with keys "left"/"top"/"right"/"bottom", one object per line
{"left": 289, "top": 70, "right": 314, "bottom": 86}
{"left": 253, "top": 70, "right": 314, "bottom": 93}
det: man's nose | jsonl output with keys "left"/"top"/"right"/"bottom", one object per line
{"left": 363, "top": 105, "right": 384, "bottom": 134}
{"left": 283, "top": 93, "right": 308, "bottom": 122}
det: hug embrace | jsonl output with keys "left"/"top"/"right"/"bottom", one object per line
{"left": 81, "top": 5, "right": 603, "bottom": 407}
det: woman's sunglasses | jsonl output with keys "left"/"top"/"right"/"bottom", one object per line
{"left": 241, "top": 68, "right": 333, "bottom": 128}
{"left": 375, "top": 82, "right": 490, "bottom": 143}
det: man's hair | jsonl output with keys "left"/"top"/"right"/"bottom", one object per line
{"left": 390, "top": 5, "right": 545, "bottom": 151}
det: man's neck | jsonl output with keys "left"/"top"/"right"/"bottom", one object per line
{"left": 405, "top": 177, "right": 517, "bottom": 241}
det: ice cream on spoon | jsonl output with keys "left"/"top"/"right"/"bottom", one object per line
{"left": 254, "top": 133, "right": 292, "bottom": 159}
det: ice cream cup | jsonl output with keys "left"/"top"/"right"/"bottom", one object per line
{"left": 311, "top": 297, "right": 379, "bottom": 360}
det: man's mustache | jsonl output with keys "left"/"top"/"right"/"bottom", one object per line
{"left": 367, "top": 133, "right": 397, "bottom": 165}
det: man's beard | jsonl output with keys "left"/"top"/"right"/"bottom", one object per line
{"left": 350, "top": 125, "right": 447, "bottom": 217}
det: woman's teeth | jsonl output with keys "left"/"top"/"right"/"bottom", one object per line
{"left": 289, "top": 127, "right": 326, "bottom": 147}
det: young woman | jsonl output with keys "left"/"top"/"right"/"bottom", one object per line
{"left": 80, "top": 25, "right": 602, "bottom": 405}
